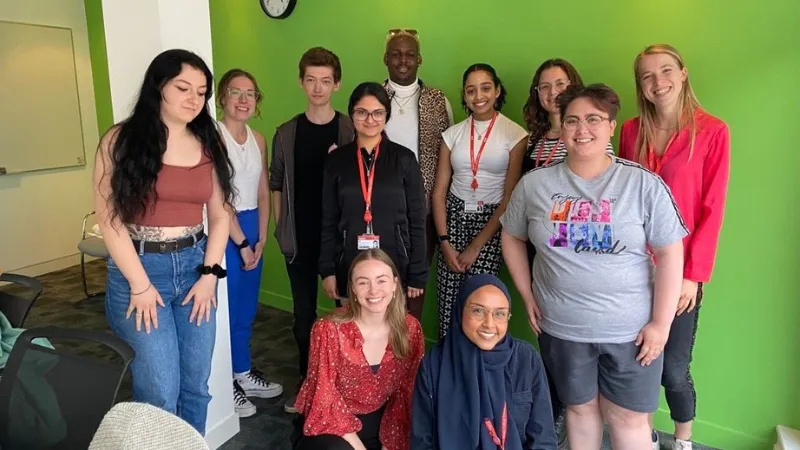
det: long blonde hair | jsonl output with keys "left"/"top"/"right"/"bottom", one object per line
{"left": 326, "top": 249, "right": 412, "bottom": 359}
{"left": 633, "top": 44, "right": 702, "bottom": 165}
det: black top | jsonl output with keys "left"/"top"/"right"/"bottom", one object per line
{"left": 293, "top": 112, "right": 340, "bottom": 262}
{"left": 319, "top": 138, "right": 428, "bottom": 295}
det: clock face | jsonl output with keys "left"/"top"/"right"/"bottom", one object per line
{"left": 260, "top": 0, "right": 297, "bottom": 19}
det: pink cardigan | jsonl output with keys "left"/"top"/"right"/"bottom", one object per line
{"left": 619, "top": 111, "right": 730, "bottom": 283}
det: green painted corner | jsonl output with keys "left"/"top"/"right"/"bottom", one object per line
{"left": 83, "top": 0, "right": 113, "bottom": 135}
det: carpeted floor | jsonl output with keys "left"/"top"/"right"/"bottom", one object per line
{"left": 2, "top": 260, "right": 716, "bottom": 449}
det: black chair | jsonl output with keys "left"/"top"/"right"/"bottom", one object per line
{"left": 0, "top": 326, "right": 134, "bottom": 450}
{"left": 0, "top": 273, "right": 43, "bottom": 328}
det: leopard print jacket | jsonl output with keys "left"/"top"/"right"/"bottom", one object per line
{"left": 384, "top": 80, "right": 450, "bottom": 213}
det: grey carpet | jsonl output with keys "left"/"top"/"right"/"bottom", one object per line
{"left": 2, "top": 260, "right": 716, "bottom": 449}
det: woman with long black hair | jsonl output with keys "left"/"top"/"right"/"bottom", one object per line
{"left": 92, "top": 49, "right": 234, "bottom": 435}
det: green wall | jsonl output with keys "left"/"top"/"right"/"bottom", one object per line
{"left": 83, "top": 0, "right": 799, "bottom": 448}
{"left": 83, "top": 0, "right": 113, "bottom": 137}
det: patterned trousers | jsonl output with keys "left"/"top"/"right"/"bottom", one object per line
{"left": 436, "top": 192, "right": 503, "bottom": 339}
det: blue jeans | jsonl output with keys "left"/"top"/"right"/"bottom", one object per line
{"left": 105, "top": 236, "right": 216, "bottom": 435}
{"left": 225, "top": 208, "right": 263, "bottom": 374}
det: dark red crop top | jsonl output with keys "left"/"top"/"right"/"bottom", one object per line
{"left": 134, "top": 154, "right": 214, "bottom": 227}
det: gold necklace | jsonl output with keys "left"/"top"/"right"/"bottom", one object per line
{"left": 392, "top": 87, "right": 419, "bottom": 115}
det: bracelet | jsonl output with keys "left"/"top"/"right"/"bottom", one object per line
{"left": 197, "top": 264, "right": 228, "bottom": 279}
{"left": 131, "top": 283, "right": 152, "bottom": 296}
{"left": 237, "top": 238, "right": 250, "bottom": 249}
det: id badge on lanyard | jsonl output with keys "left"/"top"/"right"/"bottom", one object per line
{"left": 464, "top": 195, "right": 485, "bottom": 214}
{"left": 467, "top": 112, "right": 497, "bottom": 215}
{"left": 357, "top": 142, "right": 381, "bottom": 249}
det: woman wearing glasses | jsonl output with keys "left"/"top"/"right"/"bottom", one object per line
{"left": 319, "top": 82, "right": 428, "bottom": 304}
{"left": 619, "top": 44, "right": 730, "bottom": 450}
{"left": 411, "top": 273, "right": 558, "bottom": 450}
{"left": 521, "top": 59, "right": 615, "bottom": 174}
{"left": 432, "top": 63, "right": 528, "bottom": 340}
{"left": 501, "top": 84, "right": 687, "bottom": 449}
{"left": 215, "top": 69, "right": 284, "bottom": 418}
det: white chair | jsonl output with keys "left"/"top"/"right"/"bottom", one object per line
{"left": 77, "top": 211, "right": 109, "bottom": 299}
{"left": 89, "top": 402, "right": 210, "bottom": 450}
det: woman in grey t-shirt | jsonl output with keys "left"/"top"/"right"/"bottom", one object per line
{"left": 500, "top": 84, "right": 687, "bottom": 449}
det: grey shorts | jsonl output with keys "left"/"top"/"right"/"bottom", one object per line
{"left": 539, "top": 333, "right": 663, "bottom": 413}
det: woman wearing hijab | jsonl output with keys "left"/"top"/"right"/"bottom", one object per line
{"left": 411, "top": 274, "right": 557, "bottom": 450}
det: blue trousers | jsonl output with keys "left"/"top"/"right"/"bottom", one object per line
{"left": 225, "top": 208, "right": 264, "bottom": 374}
{"left": 105, "top": 236, "right": 215, "bottom": 435}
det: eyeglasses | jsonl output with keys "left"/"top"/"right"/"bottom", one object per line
{"left": 386, "top": 28, "right": 420, "bottom": 43}
{"left": 536, "top": 80, "right": 570, "bottom": 94}
{"left": 227, "top": 88, "right": 260, "bottom": 101}
{"left": 562, "top": 115, "right": 610, "bottom": 131}
{"left": 352, "top": 108, "right": 387, "bottom": 122}
{"left": 468, "top": 306, "right": 511, "bottom": 323}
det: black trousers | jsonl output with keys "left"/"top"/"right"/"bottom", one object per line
{"left": 662, "top": 283, "right": 703, "bottom": 423}
{"left": 527, "top": 241, "right": 564, "bottom": 421}
{"left": 286, "top": 260, "right": 320, "bottom": 378}
{"left": 292, "top": 405, "right": 385, "bottom": 450}
{"left": 406, "top": 213, "right": 436, "bottom": 321}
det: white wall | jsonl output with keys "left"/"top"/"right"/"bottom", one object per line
{"left": 100, "top": 1, "right": 237, "bottom": 447}
{"left": 0, "top": 0, "right": 98, "bottom": 275}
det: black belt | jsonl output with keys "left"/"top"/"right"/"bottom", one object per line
{"left": 132, "top": 231, "right": 205, "bottom": 254}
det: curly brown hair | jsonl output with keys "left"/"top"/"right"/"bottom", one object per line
{"left": 522, "top": 59, "right": 584, "bottom": 142}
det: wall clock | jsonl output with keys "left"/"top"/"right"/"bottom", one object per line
{"left": 260, "top": 0, "right": 297, "bottom": 19}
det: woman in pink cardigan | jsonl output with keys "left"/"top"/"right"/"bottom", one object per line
{"left": 619, "top": 44, "right": 731, "bottom": 450}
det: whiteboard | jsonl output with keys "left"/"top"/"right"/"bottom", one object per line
{"left": 0, "top": 20, "right": 86, "bottom": 175}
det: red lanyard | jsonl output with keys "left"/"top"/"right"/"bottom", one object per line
{"left": 469, "top": 112, "right": 498, "bottom": 190}
{"left": 357, "top": 140, "right": 381, "bottom": 226}
{"left": 647, "top": 132, "right": 679, "bottom": 174}
{"left": 483, "top": 403, "right": 508, "bottom": 450}
{"left": 535, "top": 138, "right": 561, "bottom": 168}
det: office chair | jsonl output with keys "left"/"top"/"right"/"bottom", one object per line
{"left": 0, "top": 273, "right": 42, "bottom": 328}
{"left": 0, "top": 326, "right": 134, "bottom": 450}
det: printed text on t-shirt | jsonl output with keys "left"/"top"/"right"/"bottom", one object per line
{"left": 548, "top": 194, "right": 626, "bottom": 255}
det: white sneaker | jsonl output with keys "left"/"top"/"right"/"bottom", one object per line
{"left": 233, "top": 380, "right": 256, "bottom": 418}
{"left": 652, "top": 430, "right": 661, "bottom": 450}
{"left": 673, "top": 438, "right": 693, "bottom": 450}
{"left": 235, "top": 369, "right": 283, "bottom": 399}
{"left": 284, "top": 394, "right": 298, "bottom": 414}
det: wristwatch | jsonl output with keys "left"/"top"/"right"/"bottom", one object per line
{"left": 437, "top": 234, "right": 451, "bottom": 244}
{"left": 237, "top": 238, "right": 250, "bottom": 249}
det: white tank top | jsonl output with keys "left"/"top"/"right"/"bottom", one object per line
{"left": 218, "top": 121, "right": 262, "bottom": 211}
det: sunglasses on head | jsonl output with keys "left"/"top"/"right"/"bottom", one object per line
{"left": 386, "top": 28, "right": 420, "bottom": 43}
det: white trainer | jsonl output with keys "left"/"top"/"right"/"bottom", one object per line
{"left": 233, "top": 380, "right": 256, "bottom": 418}
{"left": 235, "top": 369, "right": 283, "bottom": 399}
{"left": 673, "top": 438, "right": 693, "bottom": 450}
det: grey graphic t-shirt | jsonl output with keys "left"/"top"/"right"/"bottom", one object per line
{"left": 501, "top": 157, "right": 688, "bottom": 343}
